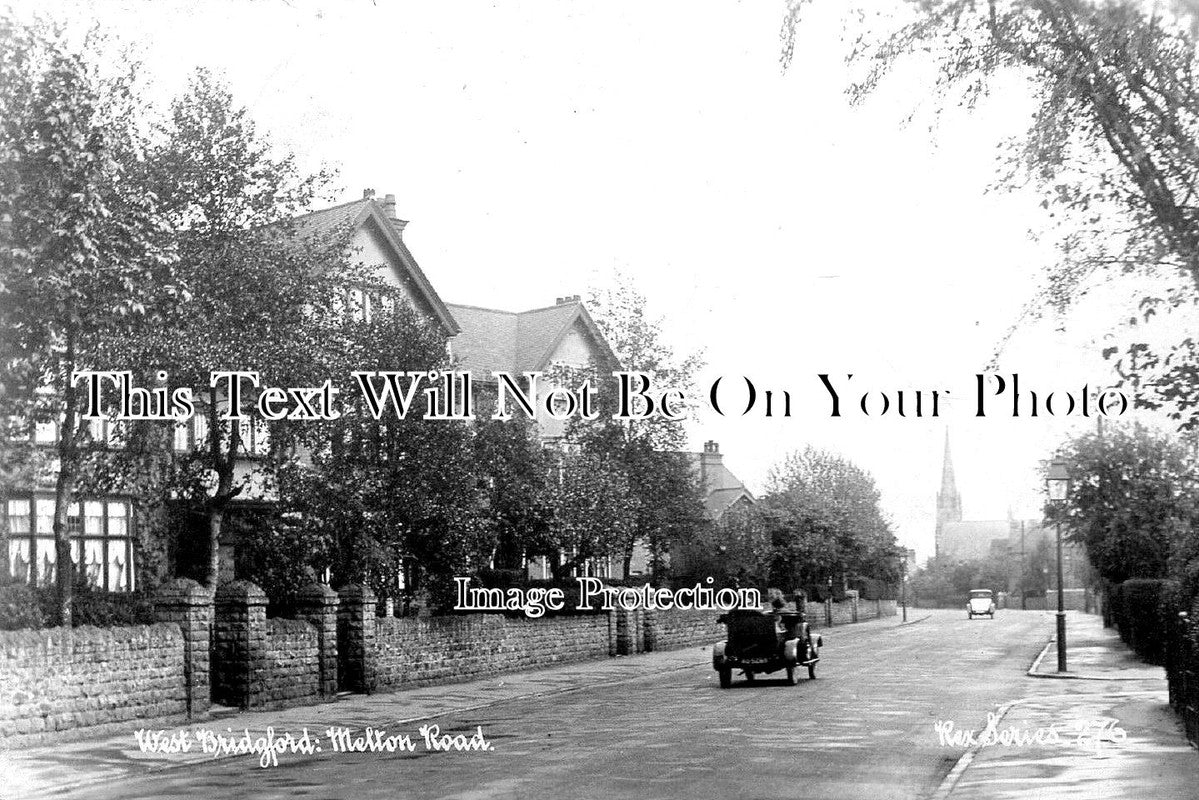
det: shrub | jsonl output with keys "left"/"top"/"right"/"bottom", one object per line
{"left": 850, "top": 577, "right": 897, "bottom": 601}
{"left": 0, "top": 581, "right": 45, "bottom": 630}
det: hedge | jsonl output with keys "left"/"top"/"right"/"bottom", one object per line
{"left": 1111, "top": 578, "right": 1174, "bottom": 665}
{"left": 0, "top": 582, "right": 154, "bottom": 630}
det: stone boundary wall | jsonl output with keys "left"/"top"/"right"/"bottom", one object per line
{"left": 213, "top": 581, "right": 335, "bottom": 711}
{"left": 0, "top": 583, "right": 899, "bottom": 746}
{"left": 262, "top": 619, "right": 321, "bottom": 710}
{"left": 0, "top": 624, "right": 186, "bottom": 746}
{"left": 373, "top": 613, "right": 610, "bottom": 690}
{"left": 807, "top": 598, "right": 898, "bottom": 629}
{"left": 644, "top": 608, "right": 724, "bottom": 652}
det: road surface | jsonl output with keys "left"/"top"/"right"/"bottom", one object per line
{"left": 44, "top": 609, "right": 1057, "bottom": 800}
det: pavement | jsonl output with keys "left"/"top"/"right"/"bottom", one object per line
{"left": 940, "top": 610, "right": 1198, "bottom": 800}
{"left": 1, "top": 611, "right": 925, "bottom": 800}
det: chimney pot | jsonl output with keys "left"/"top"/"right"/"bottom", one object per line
{"left": 363, "top": 188, "right": 375, "bottom": 199}
{"left": 376, "top": 192, "right": 408, "bottom": 239}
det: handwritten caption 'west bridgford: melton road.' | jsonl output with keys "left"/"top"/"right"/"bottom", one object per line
{"left": 133, "top": 725, "right": 493, "bottom": 768}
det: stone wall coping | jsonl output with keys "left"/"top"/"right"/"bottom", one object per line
{"left": 296, "top": 583, "right": 339, "bottom": 605}
{"left": 215, "top": 580, "right": 268, "bottom": 605}
{"left": 153, "top": 577, "right": 214, "bottom": 604}
{"left": 337, "top": 584, "right": 377, "bottom": 603}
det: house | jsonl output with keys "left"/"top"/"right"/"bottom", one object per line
{"left": 445, "top": 296, "right": 620, "bottom": 442}
{"left": 668, "top": 440, "right": 756, "bottom": 579}
{"left": 287, "top": 190, "right": 459, "bottom": 337}
{"left": 1, "top": 189, "right": 462, "bottom": 592}
{"left": 445, "top": 296, "right": 622, "bottom": 580}
{"left": 688, "top": 440, "right": 755, "bottom": 519}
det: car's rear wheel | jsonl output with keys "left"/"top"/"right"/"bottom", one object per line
{"left": 785, "top": 666, "right": 797, "bottom": 685}
{"left": 718, "top": 667, "right": 731, "bottom": 688}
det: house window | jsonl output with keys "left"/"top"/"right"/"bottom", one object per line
{"left": 194, "top": 415, "right": 209, "bottom": 451}
{"left": 34, "top": 421, "right": 57, "bottom": 444}
{"left": 339, "top": 286, "right": 404, "bottom": 325}
{"left": 4, "top": 494, "right": 134, "bottom": 591}
{"left": 237, "top": 418, "right": 270, "bottom": 456}
{"left": 85, "top": 417, "right": 126, "bottom": 449}
{"left": 348, "top": 288, "right": 368, "bottom": 323}
{"left": 173, "top": 420, "right": 190, "bottom": 452}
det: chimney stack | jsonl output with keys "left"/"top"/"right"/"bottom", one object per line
{"left": 363, "top": 188, "right": 375, "bottom": 199}
{"left": 555, "top": 295, "right": 581, "bottom": 305}
{"left": 376, "top": 191, "right": 409, "bottom": 239}
{"left": 698, "top": 441, "right": 722, "bottom": 491}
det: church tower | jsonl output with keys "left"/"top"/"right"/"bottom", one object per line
{"left": 935, "top": 430, "right": 962, "bottom": 558}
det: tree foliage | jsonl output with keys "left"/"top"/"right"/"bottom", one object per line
{"left": 0, "top": 15, "right": 178, "bottom": 622}
{"left": 762, "top": 445, "right": 900, "bottom": 587}
{"left": 142, "top": 68, "right": 349, "bottom": 588}
{"left": 1046, "top": 422, "right": 1199, "bottom": 585}
{"left": 574, "top": 277, "right": 708, "bottom": 577}
{"left": 784, "top": 1, "right": 1199, "bottom": 427}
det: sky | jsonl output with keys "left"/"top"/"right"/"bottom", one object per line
{"left": 17, "top": 0, "right": 1154, "bottom": 562}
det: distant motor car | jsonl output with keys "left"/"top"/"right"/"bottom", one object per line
{"left": 967, "top": 589, "right": 996, "bottom": 619}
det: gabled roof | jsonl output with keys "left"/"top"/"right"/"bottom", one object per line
{"left": 686, "top": 451, "right": 755, "bottom": 518}
{"left": 288, "top": 198, "right": 459, "bottom": 335}
{"left": 446, "top": 300, "right": 620, "bottom": 375}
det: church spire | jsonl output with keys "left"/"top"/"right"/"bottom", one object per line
{"left": 935, "top": 429, "right": 962, "bottom": 557}
{"left": 940, "top": 429, "right": 958, "bottom": 501}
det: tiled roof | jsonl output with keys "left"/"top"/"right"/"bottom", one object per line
{"left": 444, "top": 304, "right": 519, "bottom": 376}
{"left": 284, "top": 198, "right": 459, "bottom": 335}
{"left": 686, "top": 452, "right": 755, "bottom": 517}
{"left": 446, "top": 301, "right": 616, "bottom": 375}
{"left": 514, "top": 304, "right": 583, "bottom": 372}
{"left": 289, "top": 199, "right": 371, "bottom": 239}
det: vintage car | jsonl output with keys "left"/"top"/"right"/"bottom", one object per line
{"left": 967, "top": 589, "right": 996, "bottom": 619}
{"left": 712, "top": 608, "right": 821, "bottom": 687}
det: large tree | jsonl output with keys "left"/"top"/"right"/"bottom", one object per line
{"left": 1046, "top": 422, "right": 1199, "bottom": 585}
{"left": 144, "top": 68, "right": 346, "bottom": 588}
{"left": 762, "top": 445, "right": 900, "bottom": 588}
{"left": 573, "top": 277, "right": 708, "bottom": 577}
{"left": 782, "top": 1, "right": 1199, "bottom": 426}
{"left": 274, "top": 300, "right": 494, "bottom": 611}
{"left": 0, "top": 16, "right": 178, "bottom": 623}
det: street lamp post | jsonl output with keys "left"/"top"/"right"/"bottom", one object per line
{"left": 1047, "top": 458, "right": 1072, "bottom": 673}
{"left": 899, "top": 553, "right": 908, "bottom": 623}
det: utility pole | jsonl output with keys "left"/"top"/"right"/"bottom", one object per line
{"left": 1020, "top": 521, "right": 1026, "bottom": 611}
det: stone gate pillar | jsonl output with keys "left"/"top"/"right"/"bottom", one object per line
{"left": 295, "top": 583, "right": 339, "bottom": 699}
{"left": 153, "top": 577, "right": 213, "bottom": 718}
{"left": 337, "top": 584, "right": 377, "bottom": 693}
{"left": 213, "top": 580, "right": 268, "bottom": 709}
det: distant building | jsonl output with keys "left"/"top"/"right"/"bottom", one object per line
{"left": 668, "top": 441, "right": 755, "bottom": 579}
{"left": 445, "top": 296, "right": 619, "bottom": 442}
{"left": 934, "top": 431, "right": 1086, "bottom": 596}
{"left": 687, "top": 440, "right": 755, "bottom": 520}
